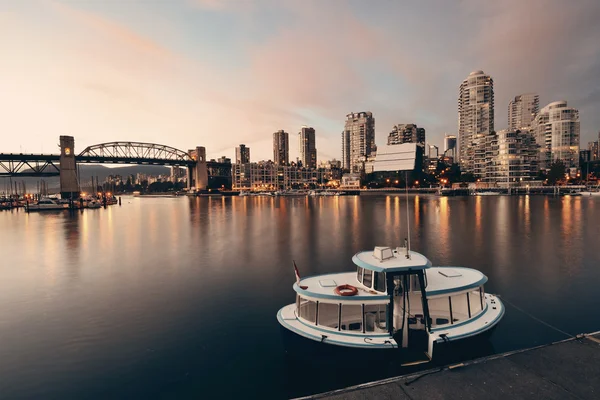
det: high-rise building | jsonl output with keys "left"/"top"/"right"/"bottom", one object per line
{"left": 490, "top": 129, "right": 539, "bottom": 185}
{"left": 387, "top": 124, "right": 425, "bottom": 146}
{"left": 444, "top": 134, "right": 457, "bottom": 160}
{"left": 427, "top": 145, "right": 439, "bottom": 159}
{"left": 458, "top": 70, "right": 494, "bottom": 178}
{"left": 235, "top": 144, "right": 250, "bottom": 164}
{"left": 508, "top": 94, "right": 539, "bottom": 130}
{"left": 299, "top": 126, "right": 317, "bottom": 169}
{"left": 341, "top": 112, "right": 375, "bottom": 173}
{"left": 532, "top": 101, "right": 580, "bottom": 169}
{"left": 273, "top": 130, "right": 289, "bottom": 166}
{"left": 589, "top": 134, "right": 599, "bottom": 161}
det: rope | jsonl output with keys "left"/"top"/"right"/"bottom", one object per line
{"left": 498, "top": 295, "right": 575, "bottom": 339}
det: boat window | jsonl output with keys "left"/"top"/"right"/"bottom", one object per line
{"left": 340, "top": 304, "right": 362, "bottom": 332}
{"left": 318, "top": 302, "right": 339, "bottom": 329}
{"left": 469, "top": 289, "right": 483, "bottom": 316}
{"left": 449, "top": 293, "right": 469, "bottom": 321}
{"left": 363, "top": 269, "right": 373, "bottom": 288}
{"left": 356, "top": 267, "right": 364, "bottom": 284}
{"left": 364, "top": 304, "right": 387, "bottom": 332}
{"left": 298, "top": 297, "right": 317, "bottom": 323}
{"left": 374, "top": 272, "right": 386, "bottom": 292}
{"left": 428, "top": 297, "right": 451, "bottom": 327}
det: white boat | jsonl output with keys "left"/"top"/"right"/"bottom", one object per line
{"left": 475, "top": 191, "right": 500, "bottom": 196}
{"left": 26, "top": 197, "right": 69, "bottom": 211}
{"left": 580, "top": 190, "right": 600, "bottom": 196}
{"left": 277, "top": 246, "right": 504, "bottom": 361}
{"left": 86, "top": 199, "right": 102, "bottom": 209}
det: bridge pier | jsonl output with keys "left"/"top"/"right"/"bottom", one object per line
{"left": 59, "top": 136, "right": 80, "bottom": 199}
{"left": 188, "top": 147, "right": 208, "bottom": 191}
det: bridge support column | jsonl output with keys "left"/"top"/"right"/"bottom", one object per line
{"left": 59, "top": 135, "right": 79, "bottom": 199}
{"left": 188, "top": 147, "right": 208, "bottom": 191}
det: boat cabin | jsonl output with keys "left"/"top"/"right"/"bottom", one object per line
{"left": 291, "top": 246, "right": 489, "bottom": 351}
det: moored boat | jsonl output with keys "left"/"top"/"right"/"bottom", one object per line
{"left": 277, "top": 246, "right": 504, "bottom": 361}
{"left": 26, "top": 197, "right": 69, "bottom": 211}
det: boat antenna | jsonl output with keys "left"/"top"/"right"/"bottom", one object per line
{"left": 405, "top": 170, "right": 411, "bottom": 259}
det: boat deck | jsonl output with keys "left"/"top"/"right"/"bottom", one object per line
{"left": 296, "top": 331, "right": 600, "bottom": 400}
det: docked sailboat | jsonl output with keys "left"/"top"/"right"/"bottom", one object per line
{"left": 277, "top": 246, "right": 504, "bottom": 360}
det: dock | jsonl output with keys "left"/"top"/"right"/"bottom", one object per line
{"left": 297, "top": 332, "right": 600, "bottom": 400}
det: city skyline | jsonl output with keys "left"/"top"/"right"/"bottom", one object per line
{"left": 1, "top": 1, "right": 600, "bottom": 162}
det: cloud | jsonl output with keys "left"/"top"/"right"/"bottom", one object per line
{"left": 1, "top": 0, "right": 599, "bottom": 162}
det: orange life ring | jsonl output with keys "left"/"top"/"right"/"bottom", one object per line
{"left": 335, "top": 284, "right": 358, "bottom": 296}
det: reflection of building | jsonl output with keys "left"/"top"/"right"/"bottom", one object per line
{"left": 235, "top": 144, "right": 250, "bottom": 164}
{"left": 508, "top": 93, "right": 539, "bottom": 130}
{"left": 233, "top": 161, "right": 327, "bottom": 190}
{"left": 273, "top": 130, "right": 289, "bottom": 166}
{"left": 444, "top": 134, "right": 457, "bottom": 160}
{"left": 458, "top": 70, "right": 494, "bottom": 178}
{"left": 342, "top": 112, "right": 376, "bottom": 173}
{"left": 532, "top": 101, "right": 580, "bottom": 169}
{"left": 489, "top": 129, "right": 539, "bottom": 185}
{"left": 299, "top": 126, "right": 317, "bottom": 169}
{"left": 387, "top": 124, "right": 425, "bottom": 146}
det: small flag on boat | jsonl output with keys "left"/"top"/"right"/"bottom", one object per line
{"left": 293, "top": 260, "right": 308, "bottom": 289}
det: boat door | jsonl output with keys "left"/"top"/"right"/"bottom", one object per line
{"left": 391, "top": 272, "right": 429, "bottom": 354}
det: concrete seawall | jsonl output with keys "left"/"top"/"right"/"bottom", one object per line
{"left": 297, "top": 332, "right": 600, "bottom": 400}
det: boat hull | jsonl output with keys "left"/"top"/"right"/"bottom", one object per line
{"left": 278, "top": 295, "right": 503, "bottom": 362}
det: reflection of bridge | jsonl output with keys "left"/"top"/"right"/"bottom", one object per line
{"left": 0, "top": 136, "right": 231, "bottom": 197}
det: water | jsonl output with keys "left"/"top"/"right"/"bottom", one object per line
{"left": 1, "top": 195, "right": 599, "bottom": 399}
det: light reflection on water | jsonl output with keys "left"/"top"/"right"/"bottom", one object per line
{"left": 0, "top": 195, "right": 599, "bottom": 399}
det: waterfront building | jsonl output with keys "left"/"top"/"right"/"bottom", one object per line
{"left": 532, "top": 101, "right": 580, "bottom": 169}
{"left": 489, "top": 129, "right": 539, "bottom": 185}
{"left": 589, "top": 139, "right": 599, "bottom": 161}
{"left": 444, "top": 134, "right": 457, "bottom": 160}
{"left": 458, "top": 70, "right": 495, "bottom": 178}
{"left": 342, "top": 112, "right": 376, "bottom": 173}
{"left": 299, "top": 126, "right": 317, "bottom": 169}
{"left": 387, "top": 124, "right": 426, "bottom": 146}
{"left": 232, "top": 161, "right": 328, "bottom": 191}
{"left": 235, "top": 144, "right": 250, "bottom": 164}
{"left": 273, "top": 130, "right": 289, "bottom": 166}
{"left": 427, "top": 145, "right": 439, "bottom": 159}
{"left": 508, "top": 94, "right": 539, "bottom": 130}
{"left": 580, "top": 150, "right": 591, "bottom": 165}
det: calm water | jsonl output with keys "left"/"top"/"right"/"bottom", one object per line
{"left": 1, "top": 194, "right": 600, "bottom": 399}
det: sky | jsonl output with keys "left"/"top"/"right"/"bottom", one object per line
{"left": 1, "top": 0, "right": 600, "bottom": 163}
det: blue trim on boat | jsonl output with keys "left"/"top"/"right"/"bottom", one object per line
{"left": 351, "top": 252, "right": 431, "bottom": 273}
{"left": 294, "top": 282, "right": 390, "bottom": 301}
{"left": 433, "top": 299, "right": 504, "bottom": 343}
{"left": 430, "top": 303, "right": 489, "bottom": 332}
{"left": 277, "top": 308, "right": 396, "bottom": 349}
{"left": 293, "top": 307, "right": 391, "bottom": 338}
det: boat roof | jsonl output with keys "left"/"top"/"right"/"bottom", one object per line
{"left": 352, "top": 247, "right": 432, "bottom": 272}
{"left": 294, "top": 272, "right": 389, "bottom": 301}
{"left": 425, "top": 267, "right": 488, "bottom": 297}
